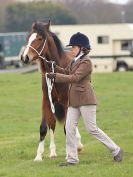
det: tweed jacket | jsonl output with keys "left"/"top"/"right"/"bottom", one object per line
{"left": 55, "top": 56, "right": 98, "bottom": 107}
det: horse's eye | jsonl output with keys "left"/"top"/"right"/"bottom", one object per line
{"left": 38, "top": 37, "right": 42, "bottom": 41}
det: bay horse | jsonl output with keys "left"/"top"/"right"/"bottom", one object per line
{"left": 21, "top": 20, "right": 83, "bottom": 161}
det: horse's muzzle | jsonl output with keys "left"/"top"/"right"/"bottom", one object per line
{"left": 21, "top": 54, "right": 30, "bottom": 64}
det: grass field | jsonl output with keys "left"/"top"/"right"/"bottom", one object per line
{"left": 0, "top": 72, "right": 133, "bottom": 177}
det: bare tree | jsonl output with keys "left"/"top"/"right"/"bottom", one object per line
{"left": 62, "top": 0, "right": 132, "bottom": 24}
{"left": 0, "top": 0, "right": 15, "bottom": 32}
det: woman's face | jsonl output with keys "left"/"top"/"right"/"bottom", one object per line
{"left": 69, "top": 46, "right": 80, "bottom": 58}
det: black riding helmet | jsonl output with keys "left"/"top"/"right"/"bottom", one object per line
{"left": 67, "top": 32, "right": 91, "bottom": 49}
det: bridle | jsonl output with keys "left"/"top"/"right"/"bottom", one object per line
{"left": 26, "top": 34, "right": 55, "bottom": 73}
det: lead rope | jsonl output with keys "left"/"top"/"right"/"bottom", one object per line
{"left": 45, "top": 62, "right": 55, "bottom": 113}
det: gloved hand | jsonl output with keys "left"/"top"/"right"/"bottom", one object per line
{"left": 47, "top": 72, "right": 56, "bottom": 80}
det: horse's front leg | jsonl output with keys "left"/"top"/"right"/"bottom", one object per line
{"left": 49, "top": 114, "right": 57, "bottom": 158}
{"left": 34, "top": 119, "right": 47, "bottom": 161}
{"left": 49, "top": 127, "right": 57, "bottom": 158}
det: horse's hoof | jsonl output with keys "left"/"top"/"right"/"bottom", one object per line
{"left": 65, "top": 154, "right": 68, "bottom": 160}
{"left": 77, "top": 144, "right": 84, "bottom": 152}
{"left": 49, "top": 153, "right": 57, "bottom": 159}
{"left": 34, "top": 155, "right": 43, "bottom": 162}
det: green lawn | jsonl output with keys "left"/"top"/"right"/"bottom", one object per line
{"left": 0, "top": 72, "right": 133, "bottom": 177}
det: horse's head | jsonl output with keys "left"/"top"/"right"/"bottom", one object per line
{"left": 21, "top": 21, "right": 51, "bottom": 64}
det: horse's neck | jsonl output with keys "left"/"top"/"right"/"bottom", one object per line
{"left": 58, "top": 53, "right": 70, "bottom": 68}
{"left": 48, "top": 40, "right": 70, "bottom": 68}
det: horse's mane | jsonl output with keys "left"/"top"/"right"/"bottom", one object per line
{"left": 33, "top": 22, "right": 64, "bottom": 57}
{"left": 50, "top": 32, "right": 64, "bottom": 57}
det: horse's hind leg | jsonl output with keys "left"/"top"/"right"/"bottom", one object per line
{"left": 76, "top": 127, "right": 83, "bottom": 152}
{"left": 65, "top": 126, "right": 83, "bottom": 160}
{"left": 34, "top": 119, "right": 47, "bottom": 161}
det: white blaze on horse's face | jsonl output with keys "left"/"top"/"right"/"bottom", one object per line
{"left": 23, "top": 33, "right": 37, "bottom": 59}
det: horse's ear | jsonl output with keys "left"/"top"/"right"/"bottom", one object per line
{"left": 32, "top": 22, "right": 37, "bottom": 30}
{"left": 45, "top": 20, "right": 51, "bottom": 31}
{"left": 48, "top": 19, "right": 51, "bottom": 25}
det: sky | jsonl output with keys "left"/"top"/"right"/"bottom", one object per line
{"left": 109, "top": 0, "right": 129, "bottom": 4}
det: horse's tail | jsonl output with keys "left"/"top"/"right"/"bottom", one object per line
{"left": 54, "top": 102, "right": 65, "bottom": 122}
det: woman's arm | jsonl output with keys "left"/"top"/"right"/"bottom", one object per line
{"left": 55, "top": 60, "right": 92, "bottom": 83}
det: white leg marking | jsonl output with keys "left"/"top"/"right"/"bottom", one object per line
{"left": 76, "top": 127, "right": 83, "bottom": 152}
{"left": 66, "top": 150, "right": 68, "bottom": 160}
{"left": 34, "top": 140, "right": 44, "bottom": 162}
{"left": 49, "top": 129, "right": 57, "bottom": 158}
